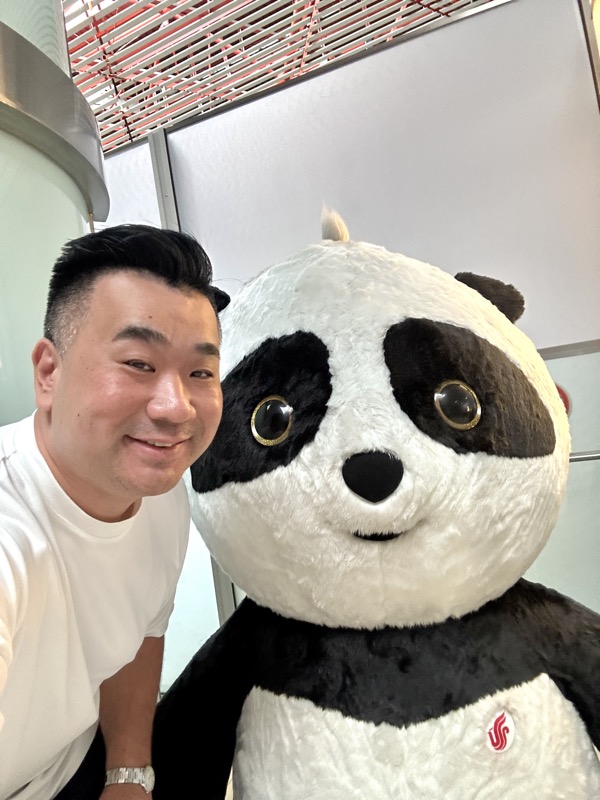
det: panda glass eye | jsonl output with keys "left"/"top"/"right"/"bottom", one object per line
{"left": 251, "top": 395, "right": 293, "bottom": 446}
{"left": 434, "top": 380, "right": 481, "bottom": 430}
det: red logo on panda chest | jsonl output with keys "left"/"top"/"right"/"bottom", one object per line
{"left": 486, "top": 710, "right": 516, "bottom": 752}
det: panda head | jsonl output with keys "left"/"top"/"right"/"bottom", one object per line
{"left": 189, "top": 210, "right": 570, "bottom": 629}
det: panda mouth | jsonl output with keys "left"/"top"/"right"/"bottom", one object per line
{"left": 352, "top": 531, "right": 402, "bottom": 542}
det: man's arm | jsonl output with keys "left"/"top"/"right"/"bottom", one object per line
{"left": 99, "top": 635, "right": 164, "bottom": 798}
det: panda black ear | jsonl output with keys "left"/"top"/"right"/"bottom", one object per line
{"left": 454, "top": 272, "right": 525, "bottom": 323}
{"left": 212, "top": 287, "right": 231, "bottom": 312}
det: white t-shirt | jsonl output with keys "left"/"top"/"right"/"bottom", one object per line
{"left": 0, "top": 414, "right": 190, "bottom": 800}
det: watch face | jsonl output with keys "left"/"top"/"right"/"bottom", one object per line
{"left": 143, "top": 766, "right": 155, "bottom": 792}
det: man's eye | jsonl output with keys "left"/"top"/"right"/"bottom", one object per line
{"left": 126, "top": 360, "right": 153, "bottom": 371}
{"left": 191, "top": 369, "right": 213, "bottom": 379}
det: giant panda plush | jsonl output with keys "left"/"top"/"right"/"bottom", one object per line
{"left": 153, "top": 210, "right": 600, "bottom": 799}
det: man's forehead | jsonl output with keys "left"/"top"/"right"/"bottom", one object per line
{"left": 85, "top": 272, "right": 219, "bottom": 338}
{"left": 93, "top": 268, "right": 181, "bottom": 292}
{"left": 90, "top": 270, "right": 212, "bottom": 310}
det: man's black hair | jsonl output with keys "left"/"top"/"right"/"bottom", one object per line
{"left": 44, "top": 224, "right": 229, "bottom": 348}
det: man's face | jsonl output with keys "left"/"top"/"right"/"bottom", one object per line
{"left": 33, "top": 270, "right": 223, "bottom": 521}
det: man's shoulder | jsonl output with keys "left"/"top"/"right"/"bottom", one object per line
{"left": 0, "top": 414, "right": 35, "bottom": 464}
{"left": 0, "top": 415, "right": 53, "bottom": 555}
{"left": 0, "top": 416, "right": 24, "bottom": 455}
{"left": 0, "top": 415, "right": 43, "bottom": 497}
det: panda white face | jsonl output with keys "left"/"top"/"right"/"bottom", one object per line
{"left": 190, "top": 238, "right": 570, "bottom": 628}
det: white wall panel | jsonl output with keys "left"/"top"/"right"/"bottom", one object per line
{"left": 100, "top": 141, "right": 161, "bottom": 228}
{"left": 168, "top": 0, "right": 600, "bottom": 349}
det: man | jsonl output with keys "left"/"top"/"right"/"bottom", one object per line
{"left": 0, "top": 224, "right": 229, "bottom": 799}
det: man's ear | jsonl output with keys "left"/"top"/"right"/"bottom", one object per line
{"left": 32, "top": 338, "right": 60, "bottom": 410}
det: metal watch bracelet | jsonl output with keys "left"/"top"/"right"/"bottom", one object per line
{"left": 105, "top": 765, "right": 155, "bottom": 793}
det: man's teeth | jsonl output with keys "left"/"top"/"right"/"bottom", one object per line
{"left": 148, "top": 441, "right": 174, "bottom": 447}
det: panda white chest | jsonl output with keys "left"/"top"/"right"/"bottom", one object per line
{"left": 233, "top": 675, "right": 599, "bottom": 800}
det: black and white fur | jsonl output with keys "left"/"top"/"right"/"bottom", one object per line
{"left": 153, "top": 211, "right": 599, "bottom": 799}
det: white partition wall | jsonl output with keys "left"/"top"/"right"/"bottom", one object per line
{"left": 100, "top": 141, "right": 161, "bottom": 228}
{"left": 167, "top": 0, "right": 600, "bottom": 350}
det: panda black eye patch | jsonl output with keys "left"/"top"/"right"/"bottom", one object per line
{"left": 383, "top": 319, "right": 556, "bottom": 458}
{"left": 191, "top": 332, "right": 332, "bottom": 492}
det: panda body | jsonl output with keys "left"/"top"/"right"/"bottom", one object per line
{"left": 232, "top": 589, "right": 598, "bottom": 800}
{"left": 238, "top": 680, "right": 589, "bottom": 800}
{"left": 155, "top": 581, "right": 599, "bottom": 799}
{"left": 153, "top": 214, "right": 600, "bottom": 798}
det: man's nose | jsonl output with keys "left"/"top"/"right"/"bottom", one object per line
{"left": 146, "top": 374, "right": 195, "bottom": 423}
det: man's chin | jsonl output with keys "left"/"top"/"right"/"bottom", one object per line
{"left": 123, "top": 470, "right": 186, "bottom": 500}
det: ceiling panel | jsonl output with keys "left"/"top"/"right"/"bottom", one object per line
{"left": 63, "top": 0, "right": 511, "bottom": 153}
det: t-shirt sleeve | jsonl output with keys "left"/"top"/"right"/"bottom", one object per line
{"left": 145, "top": 480, "right": 191, "bottom": 637}
{"left": 0, "top": 537, "right": 22, "bottom": 733}
{"left": 0, "top": 615, "right": 10, "bottom": 732}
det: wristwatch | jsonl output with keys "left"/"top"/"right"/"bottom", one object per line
{"left": 105, "top": 765, "right": 155, "bottom": 793}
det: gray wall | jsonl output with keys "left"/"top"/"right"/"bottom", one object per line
{"left": 165, "top": 0, "right": 600, "bottom": 351}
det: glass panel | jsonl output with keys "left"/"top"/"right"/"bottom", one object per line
{"left": 543, "top": 349, "right": 600, "bottom": 454}
{"left": 161, "top": 522, "right": 220, "bottom": 693}
{"left": 526, "top": 349, "right": 599, "bottom": 613}
{"left": 525, "top": 459, "right": 599, "bottom": 614}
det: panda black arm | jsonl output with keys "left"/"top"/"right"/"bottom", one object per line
{"left": 151, "top": 599, "right": 260, "bottom": 798}
{"left": 525, "top": 580, "right": 600, "bottom": 748}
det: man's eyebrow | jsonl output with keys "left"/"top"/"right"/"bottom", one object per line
{"left": 113, "top": 325, "right": 220, "bottom": 357}
{"left": 195, "top": 342, "right": 220, "bottom": 358}
{"left": 113, "top": 325, "right": 168, "bottom": 345}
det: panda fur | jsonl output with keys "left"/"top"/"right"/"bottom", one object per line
{"left": 153, "top": 211, "right": 600, "bottom": 799}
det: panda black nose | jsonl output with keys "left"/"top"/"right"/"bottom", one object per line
{"left": 342, "top": 451, "right": 404, "bottom": 503}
